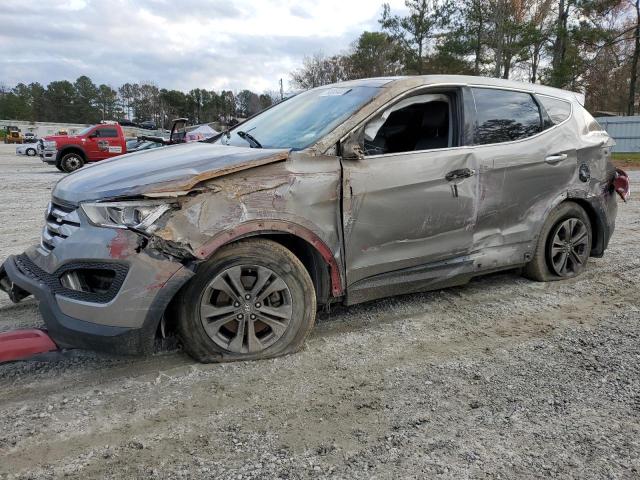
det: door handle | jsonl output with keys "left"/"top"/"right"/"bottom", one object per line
{"left": 545, "top": 153, "right": 568, "bottom": 164}
{"left": 445, "top": 168, "right": 475, "bottom": 181}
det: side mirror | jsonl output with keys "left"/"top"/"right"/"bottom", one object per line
{"left": 88, "top": 132, "right": 98, "bottom": 139}
{"left": 341, "top": 128, "right": 365, "bottom": 160}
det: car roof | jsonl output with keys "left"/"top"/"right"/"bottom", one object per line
{"left": 323, "top": 75, "right": 583, "bottom": 104}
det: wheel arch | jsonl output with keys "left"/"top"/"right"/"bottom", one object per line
{"left": 564, "top": 197, "right": 605, "bottom": 257}
{"left": 56, "top": 146, "right": 87, "bottom": 163}
{"left": 540, "top": 195, "right": 605, "bottom": 257}
{"left": 195, "top": 221, "right": 344, "bottom": 303}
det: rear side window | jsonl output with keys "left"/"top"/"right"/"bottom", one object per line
{"left": 96, "top": 128, "right": 118, "bottom": 138}
{"left": 537, "top": 95, "right": 571, "bottom": 125}
{"left": 471, "top": 88, "right": 542, "bottom": 145}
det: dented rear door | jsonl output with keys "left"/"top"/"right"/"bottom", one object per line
{"left": 469, "top": 87, "right": 579, "bottom": 265}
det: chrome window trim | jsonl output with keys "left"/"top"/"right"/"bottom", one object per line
{"left": 336, "top": 82, "right": 466, "bottom": 147}
{"left": 342, "top": 84, "right": 576, "bottom": 160}
{"left": 535, "top": 93, "right": 574, "bottom": 127}
{"left": 468, "top": 86, "right": 574, "bottom": 148}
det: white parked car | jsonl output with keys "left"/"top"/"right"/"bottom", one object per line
{"left": 16, "top": 144, "right": 38, "bottom": 156}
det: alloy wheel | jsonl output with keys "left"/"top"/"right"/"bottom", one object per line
{"left": 548, "top": 218, "right": 589, "bottom": 277}
{"left": 199, "top": 265, "right": 293, "bottom": 354}
{"left": 62, "top": 155, "right": 82, "bottom": 172}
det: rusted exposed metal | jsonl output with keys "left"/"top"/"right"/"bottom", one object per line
{"left": 144, "top": 150, "right": 290, "bottom": 195}
{"left": 194, "top": 220, "right": 344, "bottom": 297}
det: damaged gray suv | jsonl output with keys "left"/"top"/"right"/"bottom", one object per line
{"left": 0, "top": 76, "right": 629, "bottom": 362}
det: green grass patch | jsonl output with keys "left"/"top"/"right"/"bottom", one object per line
{"left": 612, "top": 152, "right": 640, "bottom": 163}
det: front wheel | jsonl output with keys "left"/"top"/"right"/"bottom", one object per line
{"left": 176, "top": 239, "right": 317, "bottom": 362}
{"left": 26, "top": 148, "right": 36, "bottom": 156}
{"left": 523, "top": 202, "right": 592, "bottom": 282}
{"left": 59, "top": 152, "right": 85, "bottom": 173}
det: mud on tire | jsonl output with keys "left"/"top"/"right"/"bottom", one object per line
{"left": 176, "top": 239, "right": 317, "bottom": 363}
{"left": 523, "top": 202, "right": 592, "bottom": 282}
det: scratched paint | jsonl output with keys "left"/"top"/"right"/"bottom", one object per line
{"left": 107, "top": 229, "right": 132, "bottom": 259}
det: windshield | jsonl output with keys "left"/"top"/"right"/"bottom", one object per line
{"left": 213, "top": 85, "right": 380, "bottom": 150}
{"left": 76, "top": 126, "right": 94, "bottom": 136}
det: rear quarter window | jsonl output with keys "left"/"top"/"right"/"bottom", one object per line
{"left": 537, "top": 95, "right": 572, "bottom": 125}
{"left": 471, "top": 88, "right": 543, "bottom": 145}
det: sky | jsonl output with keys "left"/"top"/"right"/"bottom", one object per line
{"left": 1, "top": 0, "right": 408, "bottom": 94}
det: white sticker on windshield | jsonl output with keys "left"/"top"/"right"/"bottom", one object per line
{"left": 319, "top": 88, "right": 352, "bottom": 96}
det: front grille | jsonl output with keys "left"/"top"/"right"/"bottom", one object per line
{"left": 15, "top": 254, "right": 128, "bottom": 303}
{"left": 41, "top": 201, "right": 81, "bottom": 253}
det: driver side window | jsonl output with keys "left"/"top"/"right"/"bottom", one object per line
{"left": 363, "top": 92, "right": 456, "bottom": 156}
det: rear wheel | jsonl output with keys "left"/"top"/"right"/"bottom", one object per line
{"left": 177, "top": 239, "right": 317, "bottom": 362}
{"left": 60, "top": 152, "right": 85, "bottom": 173}
{"left": 523, "top": 202, "right": 592, "bottom": 282}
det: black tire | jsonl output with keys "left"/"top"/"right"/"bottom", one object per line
{"left": 60, "top": 152, "right": 85, "bottom": 173}
{"left": 26, "top": 148, "right": 36, "bottom": 156}
{"left": 177, "top": 239, "right": 317, "bottom": 363}
{"left": 523, "top": 202, "right": 592, "bottom": 282}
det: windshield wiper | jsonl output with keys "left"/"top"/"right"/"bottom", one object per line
{"left": 236, "top": 130, "right": 262, "bottom": 148}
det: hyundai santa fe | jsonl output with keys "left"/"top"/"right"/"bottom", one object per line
{"left": 0, "top": 75, "right": 630, "bottom": 362}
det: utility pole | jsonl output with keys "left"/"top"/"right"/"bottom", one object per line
{"left": 279, "top": 78, "right": 284, "bottom": 101}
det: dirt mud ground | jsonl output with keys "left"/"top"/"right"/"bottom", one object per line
{"left": 0, "top": 144, "right": 638, "bottom": 479}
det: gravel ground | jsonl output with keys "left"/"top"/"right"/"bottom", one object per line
{"left": 0, "top": 144, "right": 638, "bottom": 479}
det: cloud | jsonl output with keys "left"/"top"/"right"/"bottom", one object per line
{"left": 0, "top": 0, "right": 407, "bottom": 92}
{"left": 290, "top": 5, "right": 313, "bottom": 19}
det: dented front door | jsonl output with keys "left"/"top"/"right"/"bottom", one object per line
{"left": 342, "top": 149, "right": 479, "bottom": 286}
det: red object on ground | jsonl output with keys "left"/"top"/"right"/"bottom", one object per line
{"left": 614, "top": 168, "right": 631, "bottom": 202}
{"left": 0, "top": 329, "right": 58, "bottom": 363}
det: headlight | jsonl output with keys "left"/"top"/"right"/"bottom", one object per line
{"left": 81, "top": 200, "right": 174, "bottom": 233}
{"left": 43, "top": 140, "right": 56, "bottom": 148}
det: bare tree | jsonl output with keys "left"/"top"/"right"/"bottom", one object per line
{"left": 628, "top": 0, "right": 640, "bottom": 114}
{"left": 290, "top": 53, "right": 349, "bottom": 89}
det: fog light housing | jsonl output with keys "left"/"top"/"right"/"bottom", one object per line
{"left": 60, "top": 269, "right": 116, "bottom": 294}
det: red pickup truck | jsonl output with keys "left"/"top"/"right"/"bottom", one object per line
{"left": 38, "top": 122, "right": 128, "bottom": 172}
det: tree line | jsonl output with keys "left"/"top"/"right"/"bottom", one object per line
{"left": 0, "top": 76, "right": 276, "bottom": 128}
{"left": 4, "top": 0, "right": 640, "bottom": 123}
{"left": 291, "top": 0, "right": 640, "bottom": 116}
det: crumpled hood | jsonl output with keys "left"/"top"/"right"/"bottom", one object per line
{"left": 53, "top": 143, "right": 290, "bottom": 204}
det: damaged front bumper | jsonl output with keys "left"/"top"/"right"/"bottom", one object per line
{"left": 0, "top": 216, "right": 194, "bottom": 355}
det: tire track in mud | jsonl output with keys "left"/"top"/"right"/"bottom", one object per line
{"left": 1, "top": 267, "right": 638, "bottom": 476}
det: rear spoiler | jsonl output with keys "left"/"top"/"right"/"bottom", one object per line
{"left": 573, "top": 92, "right": 585, "bottom": 106}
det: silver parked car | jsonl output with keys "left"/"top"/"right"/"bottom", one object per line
{"left": 16, "top": 143, "right": 38, "bottom": 156}
{"left": 0, "top": 75, "right": 629, "bottom": 362}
